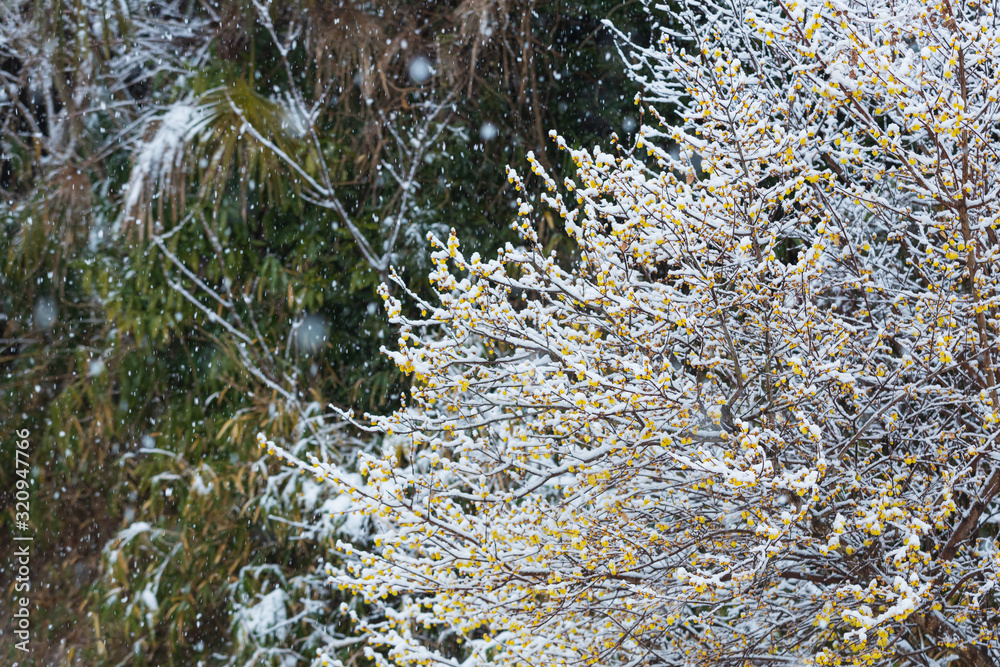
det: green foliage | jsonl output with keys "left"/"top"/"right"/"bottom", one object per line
{"left": 1, "top": 0, "right": 650, "bottom": 663}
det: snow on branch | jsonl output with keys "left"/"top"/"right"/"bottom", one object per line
{"left": 261, "top": 0, "right": 1000, "bottom": 665}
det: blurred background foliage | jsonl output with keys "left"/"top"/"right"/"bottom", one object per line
{"left": 0, "top": 0, "right": 650, "bottom": 663}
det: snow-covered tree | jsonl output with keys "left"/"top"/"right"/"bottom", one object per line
{"left": 261, "top": 0, "right": 1000, "bottom": 665}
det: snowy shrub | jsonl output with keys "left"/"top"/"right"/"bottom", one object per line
{"left": 261, "top": 0, "right": 1000, "bottom": 665}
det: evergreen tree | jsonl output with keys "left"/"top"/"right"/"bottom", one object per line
{"left": 1, "top": 0, "right": 647, "bottom": 663}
